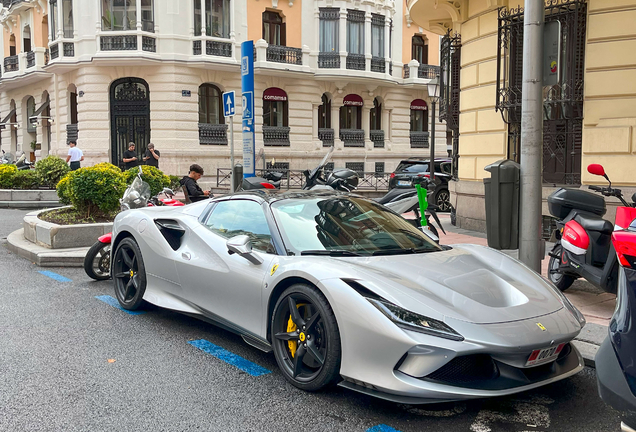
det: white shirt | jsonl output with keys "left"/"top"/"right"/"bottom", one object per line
{"left": 68, "top": 147, "right": 83, "bottom": 162}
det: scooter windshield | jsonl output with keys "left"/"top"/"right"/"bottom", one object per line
{"left": 120, "top": 176, "right": 151, "bottom": 210}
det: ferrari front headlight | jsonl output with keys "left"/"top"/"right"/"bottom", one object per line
{"left": 366, "top": 298, "right": 464, "bottom": 341}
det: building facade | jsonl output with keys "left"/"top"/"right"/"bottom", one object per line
{"left": 407, "top": 0, "right": 636, "bottom": 231}
{"left": 0, "top": 0, "right": 445, "bottom": 181}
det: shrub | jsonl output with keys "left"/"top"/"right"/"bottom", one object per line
{"left": 56, "top": 165, "right": 127, "bottom": 216}
{"left": 169, "top": 175, "right": 181, "bottom": 192}
{"left": 11, "top": 170, "right": 39, "bottom": 190}
{"left": 93, "top": 162, "right": 122, "bottom": 173}
{"left": 35, "top": 155, "right": 70, "bottom": 189}
{"left": 0, "top": 164, "right": 18, "bottom": 188}
{"left": 124, "top": 165, "right": 170, "bottom": 196}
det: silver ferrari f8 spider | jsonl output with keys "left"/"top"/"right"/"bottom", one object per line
{"left": 110, "top": 191, "right": 584, "bottom": 403}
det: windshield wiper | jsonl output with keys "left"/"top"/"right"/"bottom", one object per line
{"left": 301, "top": 250, "right": 362, "bottom": 257}
{"left": 371, "top": 247, "right": 437, "bottom": 256}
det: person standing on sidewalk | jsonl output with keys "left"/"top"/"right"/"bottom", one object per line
{"left": 143, "top": 143, "right": 160, "bottom": 169}
{"left": 122, "top": 142, "right": 138, "bottom": 170}
{"left": 65, "top": 141, "right": 84, "bottom": 171}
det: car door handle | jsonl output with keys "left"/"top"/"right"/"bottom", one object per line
{"left": 182, "top": 252, "right": 191, "bottom": 261}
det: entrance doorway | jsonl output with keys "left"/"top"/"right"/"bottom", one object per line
{"left": 110, "top": 77, "right": 150, "bottom": 169}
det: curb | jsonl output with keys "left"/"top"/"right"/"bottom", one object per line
{"left": 0, "top": 201, "right": 63, "bottom": 209}
{"left": 572, "top": 340, "right": 598, "bottom": 368}
{"left": 6, "top": 228, "right": 88, "bottom": 267}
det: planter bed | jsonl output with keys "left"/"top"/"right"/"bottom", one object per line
{"left": 23, "top": 208, "right": 112, "bottom": 249}
{"left": 0, "top": 188, "right": 61, "bottom": 209}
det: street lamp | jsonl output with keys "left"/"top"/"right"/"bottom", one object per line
{"left": 427, "top": 78, "right": 440, "bottom": 182}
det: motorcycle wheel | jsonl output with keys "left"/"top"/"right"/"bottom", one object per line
{"left": 548, "top": 244, "right": 576, "bottom": 292}
{"left": 84, "top": 241, "right": 111, "bottom": 281}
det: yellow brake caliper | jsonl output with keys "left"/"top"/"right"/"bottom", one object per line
{"left": 287, "top": 303, "right": 305, "bottom": 358}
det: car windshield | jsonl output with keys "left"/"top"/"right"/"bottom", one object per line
{"left": 396, "top": 162, "right": 429, "bottom": 173}
{"left": 271, "top": 197, "right": 443, "bottom": 256}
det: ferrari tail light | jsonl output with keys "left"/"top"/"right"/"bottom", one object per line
{"left": 260, "top": 182, "right": 276, "bottom": 189}
{"left": 612, "top": 231, "right": 636, "bottom": 268}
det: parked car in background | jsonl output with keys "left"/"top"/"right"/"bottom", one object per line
{"left": 389, "top": 158, "right": 452, "bottom": 212}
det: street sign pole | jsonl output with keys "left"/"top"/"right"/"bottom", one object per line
{"left": 222, "top": 90, "right": 236, "bottom": 191}
{"left": 241, "top": 41, "right": 255, "bottom": 179}
{"left": 229, "top": 116, "right": 235, "bottom": 192}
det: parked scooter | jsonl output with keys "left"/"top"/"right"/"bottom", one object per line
{"left": 596, "top": 222, "right": 636, "bottom": 432}
{"left": 547, "top": 164, "right": 636, "bottom": 292}
{"left": 84, "top": 173, "right": 184, "bottom": 281}
{"left": 0, "top": 151, "right": 33, "bottom": 170}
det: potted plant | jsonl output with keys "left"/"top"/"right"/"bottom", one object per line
{"left": 29, "top": 140, "right": 38, "bottom": 162}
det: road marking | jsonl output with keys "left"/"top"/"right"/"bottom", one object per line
{"left": 367, "top": 425, "right": 401, "bottom": 432}
{"left": 188, "top": 339, "right": 271, "bottom": 377}
{"left": 95, "top": 295, "right": 146, "bottom": 315}
{"left": 38, "top": 270, "right": 72, "bottom": 283}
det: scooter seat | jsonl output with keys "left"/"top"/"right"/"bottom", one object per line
{"left": 574, "top": 214, "right": 613, "bottom": 234}
{"left": 374, "top": 188, "right": 417, "bottom": 205}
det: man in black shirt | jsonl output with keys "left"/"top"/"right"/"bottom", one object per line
{"left": 143, "top": 143, "right": 160, "bottom": 168}
{"left": 180, "top": 164, "right": 210, "bottom": 202}
{"left": 122, "top": 142, "right": 138, "bottom": 170}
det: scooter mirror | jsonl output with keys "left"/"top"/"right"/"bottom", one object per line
{"left": 587, "top": 164, "right": 605, "bottom": 177}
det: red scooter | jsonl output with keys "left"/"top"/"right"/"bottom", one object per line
{"left": 84, "top": 186, "right": 184, "bottom": 280}
{"left": 547, "top": 164, "right": 636, "bottom": 293}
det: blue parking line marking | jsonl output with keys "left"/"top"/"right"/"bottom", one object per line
{"left": 95, "top": 295, "right": 146, "bottom": 315}
{"left": 188, "top": 339, "right": 271, "bottom": 377}
{"left": 367, "top": 426, "right": 401, "bottom": 432}
{"left": 38, "top": 271, "right": 72, "bottom": 283}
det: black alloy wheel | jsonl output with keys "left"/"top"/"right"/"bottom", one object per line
{"left": 84, "top": 242, "right": 111, "bottom": 281}
{"left": 435, "top": 189, "right": 452, "bottom": 212}
{"left": 112, "top": 237, "right": 147, "bottom": 310}
{"left": 271, "top": 284, "right": 341, "bottom": 391}
{"left": 548, "top": 244, "right": 576, "bottom": 292}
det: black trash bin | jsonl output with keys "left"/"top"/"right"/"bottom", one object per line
{"left": 232, "top": 164, "right": 243, "bottom": 192}
{"left": 484, "top": 159, "right": 520, "bottom": 250}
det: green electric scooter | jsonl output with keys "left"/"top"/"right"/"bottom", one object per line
{"left": 414, "top": 178, "right": 446, "bottom": 241}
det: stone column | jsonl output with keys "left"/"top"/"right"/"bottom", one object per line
{"left": 201, "top": 0, "right": 207, "bottom": 36}
{"left": 362, "top": 105, "right": 370, "bottom": 140}
{"left": 57, "top": 0, "right": 64, "bottom": 39}
{"left": 364, "top": 12, "right": 371, "bottom": 71}
{"left": 384, "top": 18, "right": 391, "bottom": 75}
{"left": 332, "top": 104, "right": 340, "bottom": 145}
{"left": 338, "top": 9, "right": 347, "bottom": 70}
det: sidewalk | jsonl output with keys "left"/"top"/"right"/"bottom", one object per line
{"left": 428, "top": 213, "right": 613, "bottom": 367}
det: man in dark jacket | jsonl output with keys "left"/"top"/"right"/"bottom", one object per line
{"left": 180, "top": 164, "right": 210, "bottom": 202}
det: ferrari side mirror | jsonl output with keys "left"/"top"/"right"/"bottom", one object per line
{"left": 227, "top": 235, "right": 263, "bottom": 265}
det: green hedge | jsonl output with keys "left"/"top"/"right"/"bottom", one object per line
{"left": 11, "top": 170, "right": 39, "bottom": 190}
{"left": 57, "top": 163, "right": 127, "bottom": 216}
{"left": 35, "top": 156, "right": 70, "bottom": 189}
{"left": 0, "top": 164, "right": 17, "bottom": 188}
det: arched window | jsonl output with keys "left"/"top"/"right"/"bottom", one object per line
{"left": 412, "top": 35, "right": 428, "bottom": 65}
{"left": 26, "top": 97, "right": 36, "bottom": 134}
{"left": 263, "top": 11, "right": 285, "bottom": 46}
{"left": 198, "top": 84, "right": 224, "bottom": 125}
{"left": 339, "top": 94, "right": 363, "bottom": 130}
{"left": 370, "top": 97, "right": 382, "bottom": 130}
{"left": 23, "top": 26, "right": 31, "bottom": 53}
{"left": 410, "top": 99, "right": 428, "bottom": 132}
{"left": 263, "top": 87, "right": 288, "bottom": 127}
{"left": 318, "top": 93, "right": 331, "bottom": 129}
{"left": 9, "top": 34, "right": 16, "bottom": 56}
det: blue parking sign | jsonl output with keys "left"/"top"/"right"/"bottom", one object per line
{"left": 223, "top": 91, "right": 235, "bottom": 117}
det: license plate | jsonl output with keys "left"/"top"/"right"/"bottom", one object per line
{"left": 525, "top": 343, "right": 566, "bottom": 367}
{"left": 398, "top": 180, "right": 411, "bottom": 186}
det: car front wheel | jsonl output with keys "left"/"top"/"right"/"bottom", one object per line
{"left": 271, "top": 284, "right": 341, "bottom": 392}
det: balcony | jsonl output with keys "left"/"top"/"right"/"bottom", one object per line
{"left": 100, "top": 35, "right": 138, "bottom": 51}
{"left": 3, "top": 55, "right": 18, "bottom": 73}
{"left": 318, "top": 128, "right": 334, "bottom": 146}
{"left": 318, "top": 52, "right": 340, "bottom": 69}
{"left": 370, "top": 130, "right": 385, "bottom": 148}
{"left": 263, "top": 126, "right": 290, "bottom": 146}
{"left": 403, "top": 63, "right": 440, "bottom": 80}
{"left": 410, "top": 131, "right": 429, "bottom": 148}
{"left": 199, "top": 123, "right": 228, "bottom": 145}
{"left": 346, "top": 53, "right": 365, "bottom": 71}
{"left": 266, "top": 45, "right": 302, "bottom": 65}
{"left": 26, "top": 51, "right": 35, "bottom": 68}
{"left": 340, "top": 129, "right": 365, "bottom": 147}
{"left": 0, "top": 48, "right": 51, "bottom": 87}
{"left": 191, "top": 38, "right": 233, "bottom": 58}
{"left": 370, "top": 57, "right": 385, "bottom": 73}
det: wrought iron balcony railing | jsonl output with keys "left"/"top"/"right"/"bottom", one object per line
{"left": 101, "top": 35, "right": 137, "bottom": 51}
{"left": 418, "top": 64, "right": 440, "bottom": 79}
{"left": 50, "top": 44, "right": 59, "bottom": 59}
{"left": 3, "top": 55, "right": 18, "bottom": 73}
{"left": 340, "top": 128, "right": 365, "bottom": 147}
{"left": 263, "top": 126, "right": 291, "bottom": 146}
{"left": 44, "top": 49, "right": 49, "bottom": 65}
{"left": 199, "top": 123, "right": 228, "bottom": 145}
{"left": 318, "top": 52, "right": 340, "bottom": 68}
{"left": 193, "top": 40, "right": 202, "bottom": 55}
{"left": 266, "top": 45, "right": 302, "bottom": 65}
{"left": 142, "top": 36, "right": 156, "bottom": 53}
{"left": 371, "top": 57, "right": 385, "bottom": 73}
{"left": 26, "top": 51, "right": 35, "bottom": 68}
{"left": 63, "top": 42, "right": 74, "bottom": 57}
{"left": 206, "top": 40, "right": 232, "bottom": 57}
{"left": 346, "top": 53, "right": 365, "bottom": 71}
{"left": 370, "top": 130, "right": 384, "bottom": 148}
{"left": 318, "top": 128, "right": 334, "bottom": 146}
{"left": 410, "top": 131, "right": 429, "bottom": 148}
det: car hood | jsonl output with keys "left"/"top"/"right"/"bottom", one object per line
{"left": 325, "top": 244, "right": 565, "bottom": 325}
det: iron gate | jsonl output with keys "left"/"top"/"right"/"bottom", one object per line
{"left": 440, "top": 32, "right": 461, "bottom": 180}
{"left": 110, "top": 77, "right": 151, "bottom": 169}
{"left": 496, "top": 0, "right": 587, "bottom": 185}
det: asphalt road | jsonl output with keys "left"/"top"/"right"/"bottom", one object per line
{"left": 0, "top": 208, "right": 627, "bottom": 432}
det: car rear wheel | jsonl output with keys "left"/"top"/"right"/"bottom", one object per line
{"left": 435, "top": 189, "right": 451, "bottom": 212}
{"left": 112, "top": 237, "right": 147, "bottom": 310}
{"left": 271, "top": 284, "right": 341, "bottom": 392}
